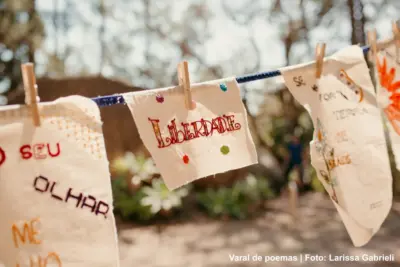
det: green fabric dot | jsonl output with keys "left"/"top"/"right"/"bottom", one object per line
{"left": 220, "top": 145, "right": 230, "bottom": 155}
{"left": 220, "top": 83, "right": 228, "bottom": 92}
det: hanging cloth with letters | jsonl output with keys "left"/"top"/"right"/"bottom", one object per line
{"left": 0, "top": 96, "right": 120, "bottom": 267}
{"left": 373, "top": 43, "right": 400, "bottom": 171}
{"left": 123, "top": 78, "right": 258, "bottom": 190}
{"left": 281, "top": 45, "right": 392, "bottom": 247}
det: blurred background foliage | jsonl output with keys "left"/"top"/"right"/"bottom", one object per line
{"left": 1, "top": 0, "right": 400, "bottom": 223}
{"left": 111, "top": 152, "right": 279, "bottom": 221}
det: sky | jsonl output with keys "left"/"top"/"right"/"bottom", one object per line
{"left": 9, "top": 0, "right": 399, "bottom": 112}
{"left": 33, "top": 0, "right": 396, "bottom": 73}
{"left": 34, "top": 0, "right": 287, "bottom": 79}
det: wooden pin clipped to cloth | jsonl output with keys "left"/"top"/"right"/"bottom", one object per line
{"left": 392, "top": 20, "right": 400, "bottom": 63}
{"left": 315, "top": 42, "right": 326, "bottom": 79}
{"left": 21, "top": 63, "right": 41, "bottom": 126}
{"left": 177, "top": 61, "right": 195, "bottom": 110}
{"left": 367, "top": 29, "right": 378, "bottom": 64}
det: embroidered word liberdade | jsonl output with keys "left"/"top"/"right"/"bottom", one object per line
{"left": 148, "top": 114, "right": 241, "bottom": 148}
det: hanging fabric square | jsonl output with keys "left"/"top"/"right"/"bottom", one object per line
{"left": 374, "top": 43, "right": 400, "bottom": 170}
{"left": 0, "top": 96, "right": 120, "bottom": 267}
{"left": 281, "top": 45, "right": 392, "bottom": 247}
{"left": 123, "top": 78, "right": 258, "bottom": 190}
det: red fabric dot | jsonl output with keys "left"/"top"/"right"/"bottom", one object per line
{"left": 183, "top": 155, "right": 189, "bottom": 164}
{"left": 0, "top": 147, "right": 6, "bottom": 166}
{"left": 156, "top": 94, "right": 164, "bottom": 103}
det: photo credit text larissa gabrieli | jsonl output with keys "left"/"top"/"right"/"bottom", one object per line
{"left": 229, "top": 253, "right": 396, "bottom": 263}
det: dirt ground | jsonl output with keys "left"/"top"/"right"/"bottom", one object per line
{"left": 117, "top": 192, "right": 400, "bottom": 267}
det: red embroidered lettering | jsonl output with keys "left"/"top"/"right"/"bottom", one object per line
{"left": 201, "top": 119, "right": 213, "bottom": 136}
{"left": 33, "top": 144, "right": 46, "bottom": 159}
{"left": 149, "top": 114, "right": 242, "bottom": 148}
{"left": 47, "top": 143, "right": 61, "bottom": 157}
{"left": 181, "top": 123, "right": 196, "bottom": 140}
{"left": 0, "top": 147, "right": 6, "bottom": 166}
{"left": 191, "top": 120, "right": 206, "bottom": 138}
{"left": 20, "top": 143, "right": 61, "bottom": 160}
{"left": 224, "top": 115, "right": 241, "bottom": 130}
{"left": 148, "top": 118, "right": 168, "bottom": 148}
{"left": 167, "top": 119, "right": 185, "bottom": 144}
{"left": 20, "top": 145, "right": 33, "bottom": 160}
{"left": 211, "top": 117, "right": 228, "bottom": 134}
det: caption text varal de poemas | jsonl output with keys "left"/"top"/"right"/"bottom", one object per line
{"left": 229, "top": 253, "right": 395, "bottom": 263}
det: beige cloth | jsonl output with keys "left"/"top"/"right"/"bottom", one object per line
{"left": 123, "top": 78, "right": 258, "bottom": 190}
{"left": 374, "top": 44, "right": 400, "bottom": 170}
{"left": 0, "top": 96, "right": 120, "bottom": 267}
{"left": 281, "top": 45, "right": 392, "bottom": 247}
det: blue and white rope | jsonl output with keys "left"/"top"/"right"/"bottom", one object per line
{"left": 92, "top": 45, "right": 371, "bottom": 107}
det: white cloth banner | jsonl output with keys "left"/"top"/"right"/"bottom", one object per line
{"left": 0, "top": 96, "right": 120, "bottom": 267}
{"left": 281, "top": 45, "right": 392, "bottom": 247}
{"left": 123, "top": 78, "right": 258, "bottom": 190}
{"left": 375, "top": 44, "right": 400, "bottom": 170}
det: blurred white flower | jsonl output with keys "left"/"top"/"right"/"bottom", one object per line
{"left": 128, "top": 154, "right": 158, "bottom": 185}
{"left": 245, "top": 174, "right": 257, "bottom": 187}
{"left": 140, "top": 179, "right": 189, "bottom": 214}
{"left": 131, "top": 175, "right": 142, "bottom": 186}
{"left": 112, "top": 152, "right": 136, "bottom": 173}
{"left": 134, "top": 158, "right": 158, "bottom": 178}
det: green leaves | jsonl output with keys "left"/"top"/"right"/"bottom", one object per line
{"left": 111, "top": 176, "right": 153, "bottom": 221}
{"left": 196, "top": 174, "right": 275, "bottom": 220}
{"left": 111, "top": 152, "right": 277, "bottom": 222}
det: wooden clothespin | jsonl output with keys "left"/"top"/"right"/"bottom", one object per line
{"left": 21, "top": 63, "right": 41, "bottom": 126}
{"left": 367, "top": 29, "right": 377, "bottom": 64}
{"left": 392, "top": 21, "right": 400, "bottom": 63}
{"left": 315, "top": 42, "right": 326, "bottom": 79}
{"left": 177, "top": 61, "right": 194, "bottom": 110}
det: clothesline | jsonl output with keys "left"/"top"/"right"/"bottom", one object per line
{"left": 91, "top": 45, "right": 371, "bottom": 107}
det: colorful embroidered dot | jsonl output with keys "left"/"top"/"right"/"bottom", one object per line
{"left": 156, "top": 94, "right": 164, "bottom": 103}
{"left": 220, "top": 83, "right": 228, "bottom": 92}
{"left": 220, "top": 145, "right": 230, "bottom": 155}
{"left": 183, "top": 155, "right": 189, "bottom": 164}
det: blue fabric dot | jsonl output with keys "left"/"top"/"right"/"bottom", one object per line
{"left": 220, "top": 83, "right": 228, "bottom": 92}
